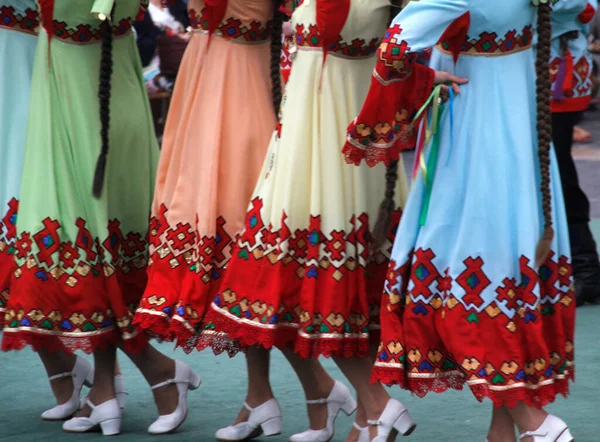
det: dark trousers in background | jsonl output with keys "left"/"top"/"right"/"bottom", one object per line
{"left": 552, "top": 112, "right": 600, "bottom": 303}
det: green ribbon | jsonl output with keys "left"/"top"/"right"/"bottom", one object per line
{"left": 411, "top": 85, "right": 445, "bottom": 227}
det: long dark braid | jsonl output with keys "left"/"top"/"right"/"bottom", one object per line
{"left": 269, "top": 0, "right": 285, "bottom": 115}
{"left": 93, "top": 8, "right": 115, "bottom": 198}
{"left": 534, "top": 2, "right": 554, "bottom": 267}
{"left": 372, "top": 0, "right": 403, "bottom": 252}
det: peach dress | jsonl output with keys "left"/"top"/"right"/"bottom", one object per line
{"left": 134, "top": 0, "right": 276, "bottom": 351}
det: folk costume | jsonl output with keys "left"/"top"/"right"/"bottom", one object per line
{"left": 133, "top": 0, "right": 277, "bottom": 350}
{"left": 207, "top": 0, "right": 409, "bottom": 359}
{"left": 0, "top": 0, "right": 38, "bottom": 327}
{"left": 344, "top": 0, "right": 576, "bottom": 407}
{"left": 2, "top": 0, "right": 158, "bottom": 353}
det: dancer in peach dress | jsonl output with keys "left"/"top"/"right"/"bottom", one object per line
{"left": 134, "top": 0, "right": 283, "bottom": 350}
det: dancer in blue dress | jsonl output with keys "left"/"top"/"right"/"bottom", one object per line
{"left": 0, "top": 0, "right": 38, "bottom": 327}
{"left": 344, "top": 0, "right": 577, "bottom": 441}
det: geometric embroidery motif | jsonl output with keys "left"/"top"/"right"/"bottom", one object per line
{"left": 439, "top": 25, "right": 533, "bottom": 56}
{"left": 43, "top": 18, "right": 134, "bottom": 44}
{"left": 14, "top": 217, "right": 148, "bottom": 288}
{"left": 456, "top": 257, "right": 491, "bottom": 309}
{"left": 295, "top": 23, "right": 380, "bottom": 58}
{"left": 189, "top": 8, "right": 271, "bottom": 43}
{"left": 0, "top": 6, "right": 38, "bottom": 35}
{"left": 148, "top": 204, "right": 234, "bottom": 285}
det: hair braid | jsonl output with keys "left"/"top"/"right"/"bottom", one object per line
{"left": 93, "top": 9, "right": 115, "bottom": 198}
{"left": 269, "top": 0, "right": 285, "bottom": 115}
{"left": 534, "top": 2, "right": 554, "bottom": 267}
{"left": 371, "top": 0, "right": 404, "bottom": 252}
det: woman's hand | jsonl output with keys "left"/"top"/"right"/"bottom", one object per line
{"left": 434, "top": 71, "right": 468, "bottom": 95}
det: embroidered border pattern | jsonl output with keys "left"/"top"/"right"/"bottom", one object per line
{"left": 189, "top": 8, "right": 271, "bottom": 43}
{"left": 438, "top": 26, "right": 534, "bottom": 57}
{"left": 43, "top": 18, "right": 134, "bottom": 44}
{"left": 0, "top": 6, "right": 38, "bottom": 35}
{"left": 295, "top": 24, "right": 380, "bottom": 58}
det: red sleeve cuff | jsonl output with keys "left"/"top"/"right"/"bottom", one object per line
{"left": 343, "top": 63, "right": 434, "bottom": 167}
{"left": 578, "top": 3, "right": 596, "bottom": 24}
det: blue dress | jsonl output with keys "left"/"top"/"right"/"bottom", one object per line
{"left": 0, "top": 0, "right": 38, "bottom": 325}
{"left": 344, "top": 0, "right": 576, "bottom": 408}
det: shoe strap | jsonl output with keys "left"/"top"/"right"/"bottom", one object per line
{"left": 306, "top": 398, "right": 328, "bottom": 405}
{"left": 243, "top": 402, "right": 253, "bottom": 411}
{"left": 85, "top": 398, "right": 97, "bottom": 410}
{"left": 151, "top": 377, "right": 188, "bottom": 390}
{"left": 367, "top": 419, "right": 381, "bottom": 427}
{"left": 353, "top": 422, "right": 368, "bottom": 430}
{"left": 520, "top": 430, "right": 547, "bottom": 439}
{"left": 48, "top": 371, "right": 74, "bottom": 381}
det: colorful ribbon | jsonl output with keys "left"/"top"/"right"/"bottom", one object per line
{"left": 410, "top": 84, "right": 453, "bottom": 226}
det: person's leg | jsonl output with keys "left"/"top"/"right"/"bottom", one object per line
{"left": 282, "top": 349, "right": 335, "bottom": 430}
{"left": 344, "top": 399, "right": 366, "bottom": 442}
{"left": 332, "top": 356, "right": 391, "bottom": 440}
{"left": 38, "top": 349, "right": 78, "bottom": 405}
{"left": 487, "top": 406, "right": 517, "bottom": 442}
{"left": 233, "top": 346, "right": 275, "bottom": 425}
{"left": 123, "top": 344, "right": 179, "bottom": 415}
{"left": 77, "top": 346, "right": 118, "bottom": 417}
{"left": 552, "top": 112, "right": 600, "bottom": 304}
{"left": 507, "top": 403, "right": 548, "bottom": 442}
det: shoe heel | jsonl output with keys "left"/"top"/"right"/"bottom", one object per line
{"left": 556, "top": 429, "right": 574, "bottom": 442}
{"left": 188, "top": 370, "right": 201, "bottom": 390}
{"left": 393, "top": 410, "right": 416, "bottom": 436}
{"left": 340, "top": 394, "right": 357, "bottom": 416}
{"left": 100, "top": 418, "right": 121, "bottom": 436}
{"left": 260, "top": 416, "right": 282, "bottom": 437}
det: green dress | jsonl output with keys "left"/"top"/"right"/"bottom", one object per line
{"left": 2, "top": 0, "right": 158, "bottom": 353}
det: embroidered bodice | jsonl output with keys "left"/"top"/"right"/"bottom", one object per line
{"left": 187, "top": 0, "right": 274, "bottom": 43}
{"left": 293, "top": 0, "right": 388, "bottom": 58}
{"left": 39, "top": 0, "right": 147, "bottom": 44}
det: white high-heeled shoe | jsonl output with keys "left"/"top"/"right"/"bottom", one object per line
{"left": 63, "top": 398, "right": 121, "bottom": 436}
{"left": 519, "top": 415, "right": 573, "bottom": 442}
{"left": 41, "top": 356, "right": 94, "bottom": 421}
{"left": 147, "top": 360, "right": 201, "bottom": 435}
{"left": 289, "top": 380, "right": 357, "bottom": 442}
{"left": 369, "top": 398, "right": 416, "bottom": 441}
{"left": 355, "top": 422, "right": 369, "bottom": 442}
{"left": 215, "top": 398, "right": 283, "bottom": 441}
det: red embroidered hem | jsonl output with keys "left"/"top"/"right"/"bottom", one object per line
{"left": 372, "top": 366, "right": 572, "bottom": 409}
{"left": 0, "top": 249, "right": 14, "bottom": 328}
{"left": 1, "top": 327, "right": 148, "bottom": 355}
{"left": 206, "top": 305, "right": 376, "bottom": 359}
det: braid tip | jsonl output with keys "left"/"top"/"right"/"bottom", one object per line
{"left": 535, "top": 225, "right": 554, "bottom": 268}
{"left": 92, "top": 152, "right": 108, "bottom": 199}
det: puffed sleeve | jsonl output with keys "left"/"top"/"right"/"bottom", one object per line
{"left": 343, "top": 0, "right": 470, "bottom": 167}
{"left": 551, "top": 0, "right": 590, "bottom": 23}
{"left": 91, "top": 0, "right": 115, "bottom": 19}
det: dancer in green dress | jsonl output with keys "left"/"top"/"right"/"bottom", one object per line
{"left": 2, "top": 0, "right": 199, "bottom": 435}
